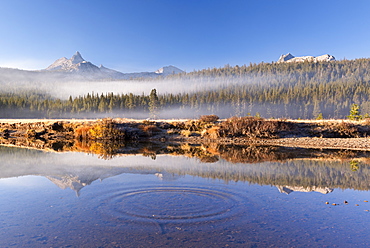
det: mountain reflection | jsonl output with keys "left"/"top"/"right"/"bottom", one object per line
{"left": 1, "top": 143, "right": 370, "bottom": 195}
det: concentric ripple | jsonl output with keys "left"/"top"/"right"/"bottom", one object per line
{"left": 97, "top": 186, "right": 240, "bottom": 223}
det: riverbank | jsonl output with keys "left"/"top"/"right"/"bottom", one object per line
{"left": 0, "top": 117, "right": 369, "bottom": 151}
{"left": 185, "top": 137, "right": 370, "bottom": 151}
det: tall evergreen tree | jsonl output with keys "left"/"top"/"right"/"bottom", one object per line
{"left": 149, "top": 89, "right": 159, "bottom": 118}
{"left": 348, "top": 104, "right": 362, "bottom": 121}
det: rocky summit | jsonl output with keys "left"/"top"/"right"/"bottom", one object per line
{"left": 44, "top": 51, "right": 184, "bottom": 79}
{"left": 278, "top": 53, "right": 336, "bottom": 63}
{"left": 46, "top": 51, "right": 100, "bottom": 73}
{"left": 0, "top": 51, "right": 185, "bottom": 84}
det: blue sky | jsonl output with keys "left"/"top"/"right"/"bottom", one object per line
{"left": 0, "top": 0, "right": 369, "bottom": 72}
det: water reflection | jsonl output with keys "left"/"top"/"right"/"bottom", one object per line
{"left": 1, "top": 144, "right": 370, "bottom": 194}
{"left": 1, "top": 144, "right": 370, "bottom": 247}
{"left": 277, "top": 185, "right": 333, "bottom": 194}
{"left": 2, "top": 137, "right": 369, "bottom": 162}
{"left": 98, "top": 186, "right": 238, "bottom": 222}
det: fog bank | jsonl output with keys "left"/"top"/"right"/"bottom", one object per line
{"left": 0, "top": 73, "right": 274, "bottom": 99}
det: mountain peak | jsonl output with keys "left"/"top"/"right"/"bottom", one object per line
{"left": 71, "top": 51, "right": 85, "bottom": 64}
{"left": 278, "top": 53, "right": 295, "bottom": 62}
{"left": 277, "top": 53, "right": 335, "bottom": 63}
{"left": 155, "top": 65, "right": 184, "bottom": 75}
{"left": 45, "top": 52, "right": 184, "bottom": 79}
{"left": 46, "top": 51, "right": 91, "bottom": 71}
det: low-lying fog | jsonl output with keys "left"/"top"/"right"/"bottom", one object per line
{"left": 1, "top": 74, "right": 337, "bottom": 119}
{"left": 52, "top": 78, "right": 218, "bottom": 98}
{"left": 0, "top": 73, "right": 268, "bottom": 99}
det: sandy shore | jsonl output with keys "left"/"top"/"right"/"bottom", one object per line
{"left": 253, "top": 137, "right": 370, "bottom": 151}
{"left": 181, "top": 136, "right": 370, "bottom": 151}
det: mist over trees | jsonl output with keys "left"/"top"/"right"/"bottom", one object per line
{"left": 1, "top": 58, "right": 370, "bottom": 119}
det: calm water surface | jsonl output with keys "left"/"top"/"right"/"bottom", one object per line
{"left": 0, "top": 146, "right": 370, "bottom": 247}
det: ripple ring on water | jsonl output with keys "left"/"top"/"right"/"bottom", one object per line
{"left": 100, "top": 186, "right": 239, "bottom": 223}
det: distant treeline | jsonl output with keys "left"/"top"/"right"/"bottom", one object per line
{"left": 2, "top": 58, "right": 370, "bottom": 118}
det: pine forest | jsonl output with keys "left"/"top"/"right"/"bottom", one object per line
{"left": 1, "top": 58, "right": 370, "bottom": 119}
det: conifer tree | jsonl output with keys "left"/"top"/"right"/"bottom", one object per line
{"left": 348, "top": 104, "right": 362, "bottom": 121}
{"left": 149, "top": 89, "right": 159, "bottom": 118}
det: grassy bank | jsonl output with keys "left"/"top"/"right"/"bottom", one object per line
{"left": 0, "top": 116, "right": 370, "bottom": 152}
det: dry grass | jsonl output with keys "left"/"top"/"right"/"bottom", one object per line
{"left": 180, "top": 130, "right": 193, "bottom": 137}
{"left": 199, "top": 115, "right": 219, "bottom": 123}
{"left": 362, "top": 118, "right": 370, "bottom": 126}
{"left": 74, "top": 119, "right": 125, "bottom": 141}
{"left": 137, "top": 124, "right": 161, "bottom": 137}
{"left": 166, "top": 129, "right": 179, "bottom": 135}
{"left": 74, "top": 125, "right": 92, "bottom": 140}
{"left": 217, "top": 117, "right": 292, "bottom": 139}
{"left": 202, "top": 126, "right": 220, "bottom": 139}
{"left": 313, "top": 121, "right": 361, "bottom": 138}
{"left": 25, "top": 129, "right": 37, "bottom": 139}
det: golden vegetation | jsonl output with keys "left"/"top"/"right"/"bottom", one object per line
{"left": 180, "top": 130, "right": 193, "bottom": 137}
{"left": 216, "top": 117, "right": 292, "bottom": 139}
{"left": 72, "top": 140, "right": 125, "bottom": 160}
{"left": 312, "top": 121, "right": 368, "bottom": 138}
{"left": 1, "top": 117, "right": 370, "bottom": 160}
{"left": 74, "top": 125, "right": 92, "bottom": 140}
{"left": 199, "top": 114, "right": 219, "bottom": 123}
{"left": 74, "top": 119, "right": 125, "bottom": 141}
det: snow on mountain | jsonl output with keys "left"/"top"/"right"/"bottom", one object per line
{"left": 278, "top": 53, "right": 336, "bottom": 63}
{"left": 45, "top": 52, "right": 183, "bottom": 79}
{"left": 276, "top": 185, "right": 334, "bottom": 194}
{"left": 46, "top": 51, "right": 100, "bottom": 73}
{"left": 70, "top": 51, "right": 84, "bottom": 64}
{"left": 315, "top": 54, "right": 336, "bottom": 62}
{"left": 277, "top": 53, "right": 295, "bottom": 62}
{"left": 155, "top": 65, "right": 184, "bottom": 76}
{"left": 46, "top": 57, "right": 70, "bottom": 71}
